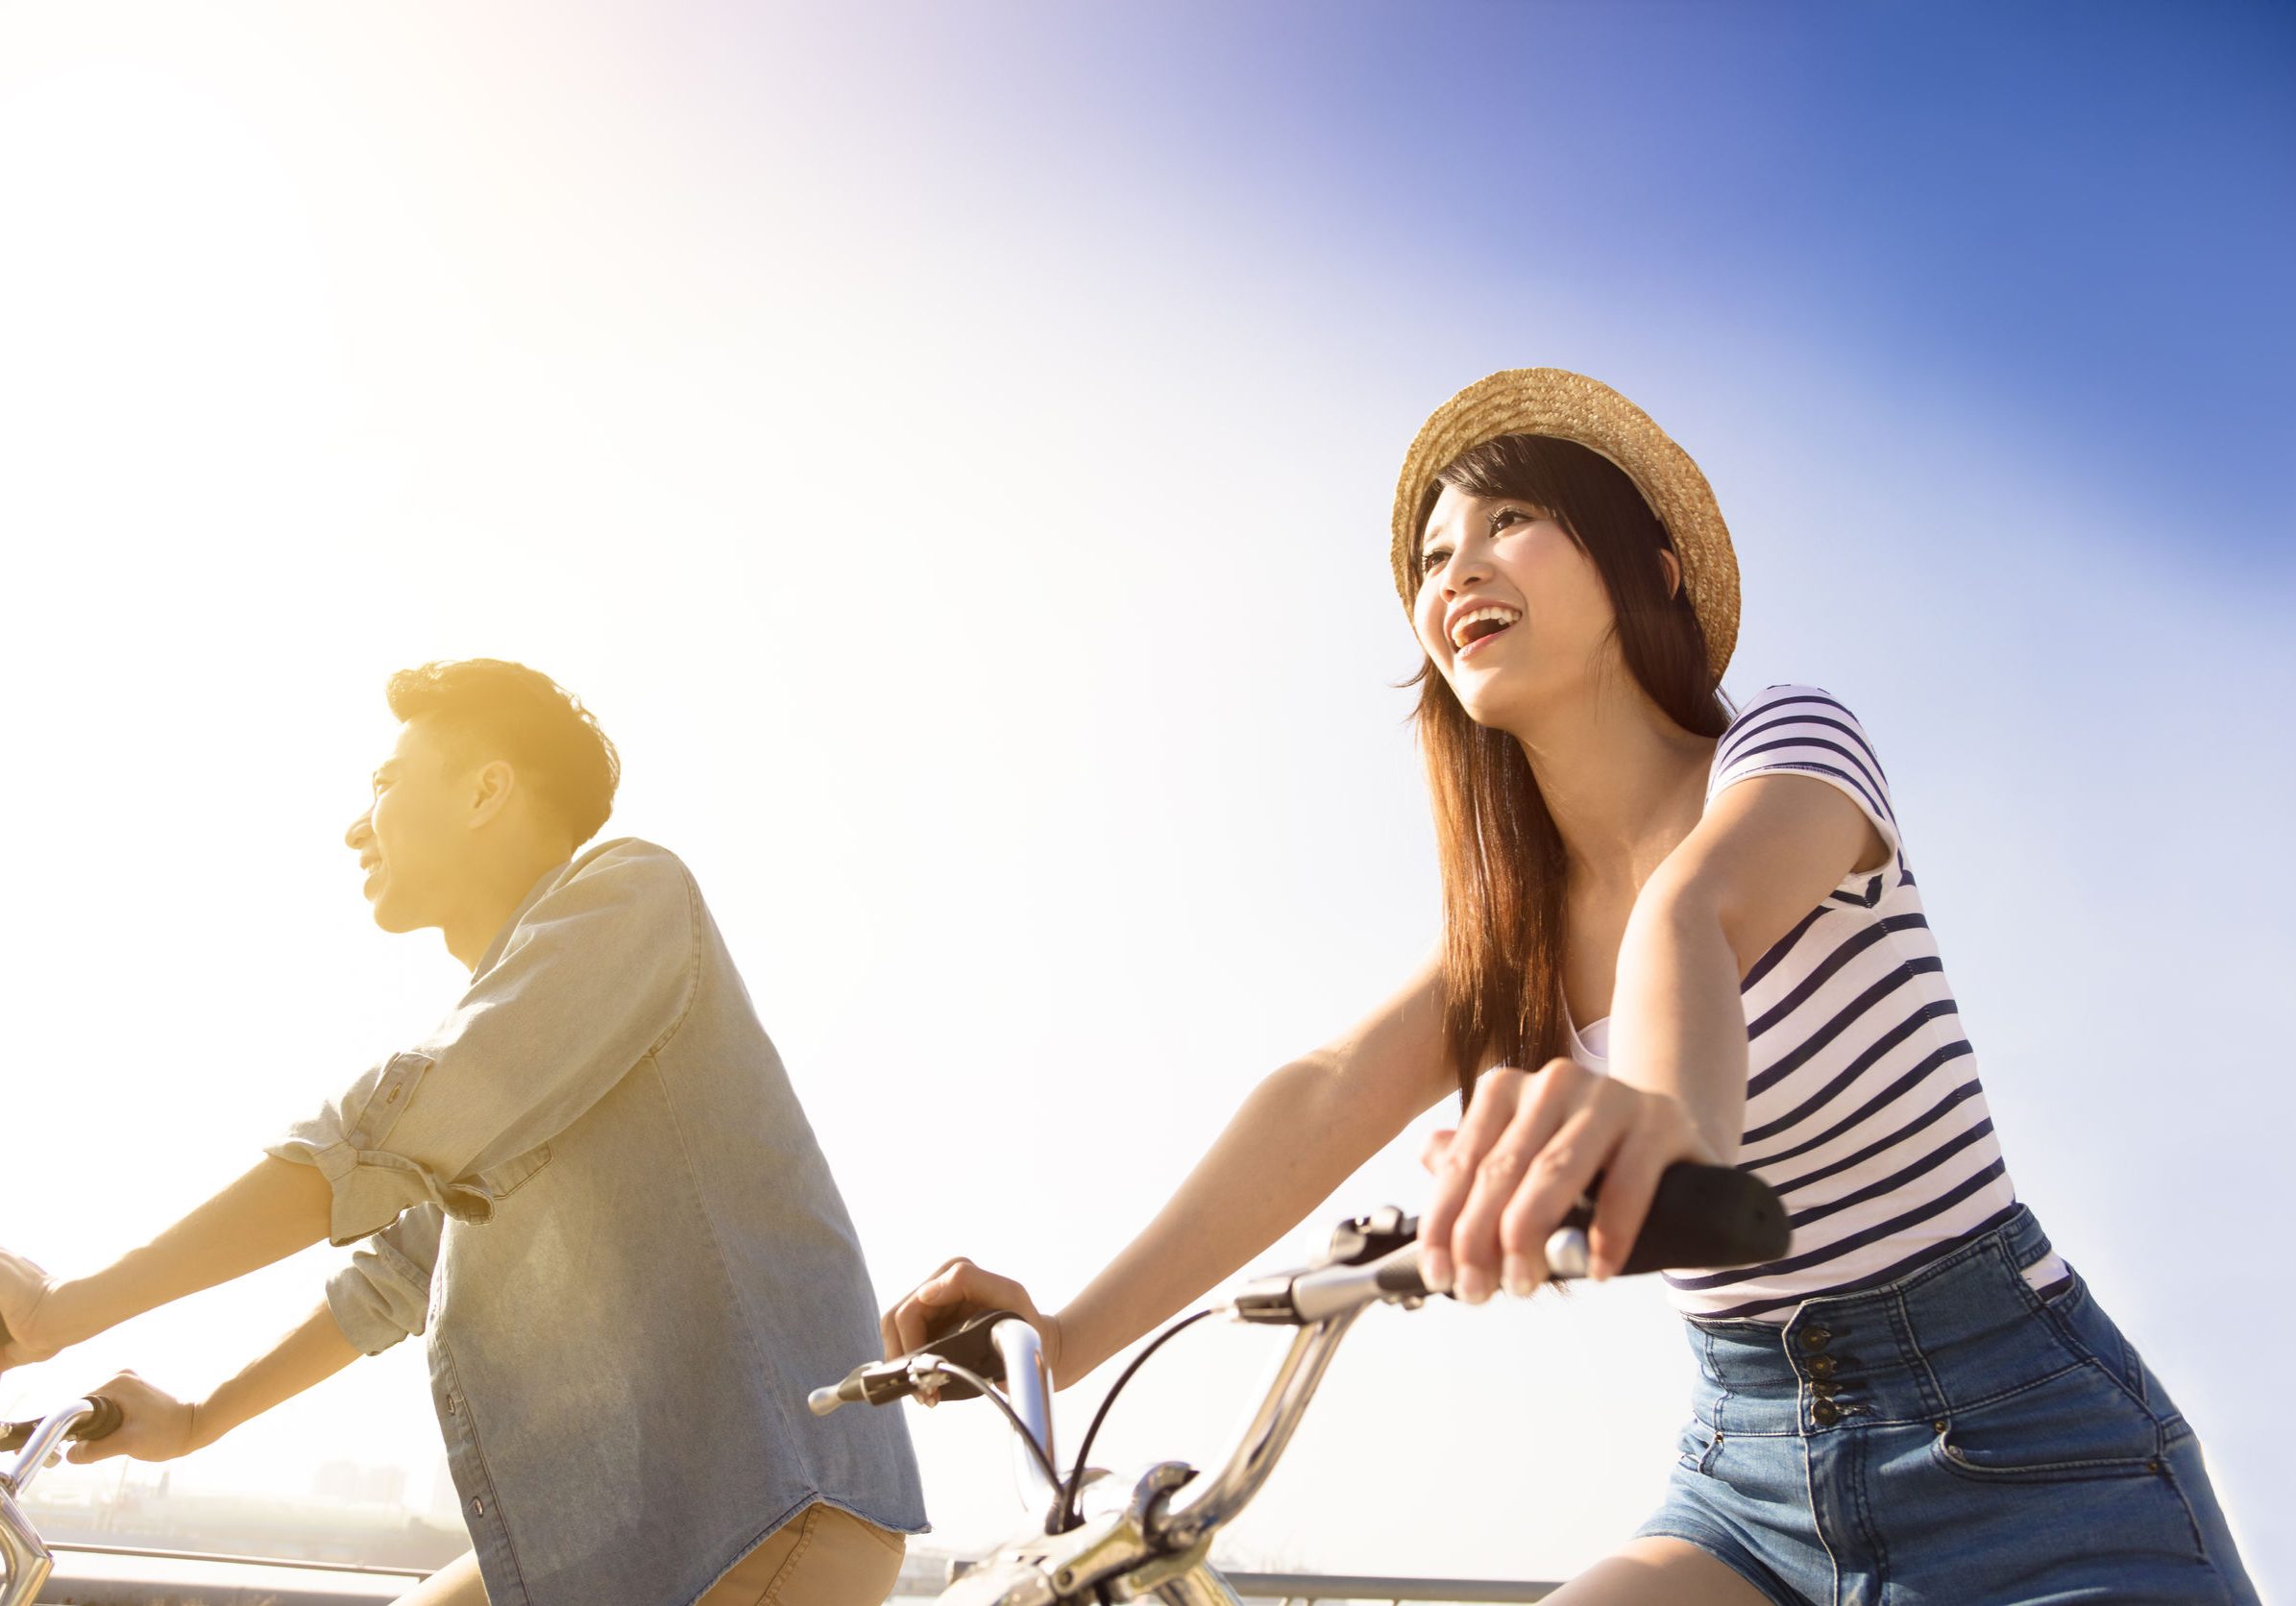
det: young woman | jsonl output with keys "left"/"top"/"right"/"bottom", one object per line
{"left": 883, "top": 369, "right": 2257, "bottom": 1604}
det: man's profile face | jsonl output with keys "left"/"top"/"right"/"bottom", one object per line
{"left": 344, "top": 717, "right": 480, "bottom": 933}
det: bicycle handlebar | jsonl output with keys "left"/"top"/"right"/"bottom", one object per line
{"left": 1232, "top": 1161, "right": 1786, "bottom": 1324}
{"left": 810, "top": 1307, "right": 1031, "bottom": 1414}
{"left": 824, "top": 1161, "right": 1791, "bottom": 1606}
{"left": 812, "top": 1311, "right": 1065, "bottom": 1526}
{"left": 1574, "top": 1159, "right": 1787, "bottom": 1276}
{"left": 0, "top": 1396, "right": 121, "bottom": 1458}
{"left": 4, "top": 1397, "right": 125, "bottom": 1606}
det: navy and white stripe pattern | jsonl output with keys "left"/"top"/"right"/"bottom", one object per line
{"left": 1575, "top": 686, "right": 2052, "bottom": 1323}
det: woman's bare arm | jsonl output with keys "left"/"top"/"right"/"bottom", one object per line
{"left": 1604, "top": 771, "right": 1886, "bottom": 1158}
{"left": 1421, "top": 772, "right": 1885, "bottom": 1296}
{"left": 884, "top": 956, "right": 1455, "bottom": 1386}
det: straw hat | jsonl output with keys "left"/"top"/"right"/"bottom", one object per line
{"left": 1390, "top": 368, "right": 1739, "bottom": 685}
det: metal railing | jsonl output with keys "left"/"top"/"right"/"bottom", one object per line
{"left": 1222, "top": 1572, "right": 1560, "bottom": 1605}
{"left": 39, "top": 1542, "right": 414, "bottom": 1604}
{"left": 50, "top": 1543, "right": 427, "bottom": 1578}
{"left": 935, "top": 1557, "right": 1562, "bottom": 1605}
{"left": 42, "top": 1545, "right": 1564, "bottom": 1606}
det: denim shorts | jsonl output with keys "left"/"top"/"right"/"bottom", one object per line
{"left": 1637, "top": 1205, "right": 2258, "bottom": 1604}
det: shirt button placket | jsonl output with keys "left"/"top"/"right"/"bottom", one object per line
{"left": 1798, "top": 1324, "right": 1846, "bottom": 1428}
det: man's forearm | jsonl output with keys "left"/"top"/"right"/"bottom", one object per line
{"left": 192, "top": 1300, "right": 362, "bottom": 1450}
{"left": 47, "top": 1157, "right": 334, "bottom": 1346}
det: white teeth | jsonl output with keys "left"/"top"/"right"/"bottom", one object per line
{"left": 1450, "top": 606, "right": 1522, "bottom": 649}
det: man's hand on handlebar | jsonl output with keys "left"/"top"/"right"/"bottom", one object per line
{"left": 882, "top": 1260, "right": 1064, "bottom": 1396}
{"left": 1419, "top": 1058, "right": 1718, "bottom": 1300}
{"left": 57, "top": 1372, "right": 200, "bottom": 1465}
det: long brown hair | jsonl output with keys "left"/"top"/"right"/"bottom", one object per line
{"left": 1405, "top": 435, "right": 1731, "bottom": 1107}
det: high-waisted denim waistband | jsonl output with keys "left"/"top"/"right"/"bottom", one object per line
{"left": 1647, "top": 1204, "right": 2259, "bottom": 1601}
{"left": 1682, "top": 1204, "right": 2069, "bottom": 1436}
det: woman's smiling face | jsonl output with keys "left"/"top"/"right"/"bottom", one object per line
{"left": 1413, "top": 483, "right": 1622, "bottom": 726}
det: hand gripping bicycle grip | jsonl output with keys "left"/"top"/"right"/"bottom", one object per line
{"left": 0, "top": 1396, "right": 122, "bottom": 1455}
{"left": 1570, "top": 1160, "right": 1789, "bottom": 1276}
{"left": 808, "top": 1308, "right": 1027, "bottom": 1416}
{"left": 899, "top": 1306, "right": 1019, "bottom": 1401}
{"left": 72, "top": 1396, "right": 124, "bottom": 1443}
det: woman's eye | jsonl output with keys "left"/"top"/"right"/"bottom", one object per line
{"left": 1490, "top": 507, "right": 1527, "bottom": 531}
{"left": 1420, "top": 547, "right": 1452, "bottom": 572}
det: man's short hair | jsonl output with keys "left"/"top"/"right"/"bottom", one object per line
{"left": 386, "top": 659, "right": 621, "bottom": 846}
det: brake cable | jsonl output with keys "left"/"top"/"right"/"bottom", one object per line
{"left": 919, "top": 1358, "right": 1068, "bottom": 1499}
{"left": 1056, "top": 1307, "right": 1216, "bottom": 1533}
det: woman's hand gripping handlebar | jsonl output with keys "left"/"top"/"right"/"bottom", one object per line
{"left": 1420, "top": 1058, "right": 1751, "bottom": 1300}
{"left": 881, "top": 1261, "right": 1063, "bottom": 1391}
{"left": 814, "top": 1309, "right": 1064, "bottom": 1523}
{"left": 1161, "top": 1161, "right": 1786, "bottom": 1553}
{"left": 1231, "top": 1159, "right": 1785, "bottom": 1325}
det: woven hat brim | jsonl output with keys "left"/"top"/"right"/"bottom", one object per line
{"left": 1389, "top": 368, "right": 1739, "bottom": 686}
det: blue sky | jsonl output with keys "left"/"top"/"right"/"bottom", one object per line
{"left": 671, "top": 0, "right": 2293, "bottom": 550}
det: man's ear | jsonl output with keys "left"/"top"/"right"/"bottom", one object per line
{"left": 468, "top": 760, "right": 518, "bottom": 829}
{"left": 1658, "top": 548, "right": 1684, "bottom": 600}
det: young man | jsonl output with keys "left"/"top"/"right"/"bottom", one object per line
{"left": 0, "top": 660, "right": 924, "bottom": 1606}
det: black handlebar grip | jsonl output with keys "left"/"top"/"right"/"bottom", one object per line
{"left": 1563, "top": 1160, "right": 1789, "bottom": 1276}
{"left": 0, "top": 1395, "right": 123, "bottom": 1454}
{"left": 902, "top": 1308, "right": 1022, "bottom": 1401}
{"left": 73, "top": 1395, "right": 124, "bottom": 1442}
{"left": 1372, "top": 1245, "right": 1432, "bottom": 1300}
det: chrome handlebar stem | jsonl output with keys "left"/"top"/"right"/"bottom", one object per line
{"left": 1154, "top": 1305, "right": 1363, "bottom": 1551}
{"left": 934, "top": 1237, "right": 1423, "bottom": 1606}
{"left": 952, "top": 1303, "right": 1376, "bottom": 1606}
{"left": 990, "top": 1318, "right": 1061, "bottom": 1521}
{"left": 0, "top": 1399, "right": 100, "bottom": 1606}
{"left": 1, "top": 1402, "right": 96, "bottom": 1498}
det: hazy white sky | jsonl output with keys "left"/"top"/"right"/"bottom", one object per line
{"left": 1, "top": 1, "right": 2287, "bottom": 1592}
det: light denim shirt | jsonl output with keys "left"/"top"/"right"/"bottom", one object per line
{"left": 269, "top": 839, "right": 925, "bottom": 1606}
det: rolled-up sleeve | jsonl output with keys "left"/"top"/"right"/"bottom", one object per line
{"left": 269, "top": 840, "right": 700, "bottom": 1247}
{"left": 328, "top": 1204, "right": 443, "bottom": 1353}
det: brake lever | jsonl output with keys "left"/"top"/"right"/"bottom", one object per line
{"left": 807, "top": 1308, "right": 1025, "bottom": 1415}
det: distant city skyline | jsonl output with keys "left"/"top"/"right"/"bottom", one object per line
{"left": 25, "top": 1464, "right": 466, "bottom": 1570}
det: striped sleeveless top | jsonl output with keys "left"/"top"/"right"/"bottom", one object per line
{"left": 1567, "top": 684, "right": 2064, "bottom": 1322}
